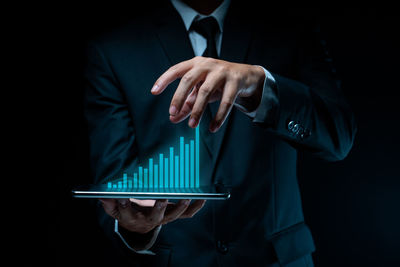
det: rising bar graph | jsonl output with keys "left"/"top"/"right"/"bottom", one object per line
{"left": 106, "top": 127, "right": 201, "bottom": 190}
{"left": 180, "top": 137, "right": 184, "bottom": 188}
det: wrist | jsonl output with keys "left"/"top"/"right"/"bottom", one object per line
{"left": 252, "top": 65, "right": 266, "bottom": 104}
{"left": 236, "top": 65, "right": 265, "bottom": 113}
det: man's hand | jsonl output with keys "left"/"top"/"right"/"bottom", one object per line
{"left": 151, "top": 56, "right": 265, "bottom": 132}
{"left": 99, "top": 198, "right": 206, "bottom": 234}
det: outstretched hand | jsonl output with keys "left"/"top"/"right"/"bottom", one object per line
{"left": 151, "top": 56, "right": 265, "bottom": 132}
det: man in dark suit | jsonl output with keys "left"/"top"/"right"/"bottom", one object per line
{"left": 84, "top": 0, "right": 356, "bottom": 266}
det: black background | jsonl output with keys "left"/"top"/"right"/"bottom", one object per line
{"left": 30, "top": 4, "right": 400, "bottom": 267}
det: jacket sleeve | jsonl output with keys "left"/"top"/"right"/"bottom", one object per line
{"left": 83, "top": 42, "right": 157, "bottom": 256}
{"left": 253, "top": 26, "right": 357, "bottom": 162}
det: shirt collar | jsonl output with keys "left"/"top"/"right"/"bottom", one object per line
{"left": 170, "top": 0, "right": 231, "bottom": 33}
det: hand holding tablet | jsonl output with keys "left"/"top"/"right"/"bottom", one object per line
{"left": 100, "top": 198, "right": 206, "bottom": 234}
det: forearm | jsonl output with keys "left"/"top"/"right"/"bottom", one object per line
{"left": 252, "top": 72, "right": 356, "bottom": 161}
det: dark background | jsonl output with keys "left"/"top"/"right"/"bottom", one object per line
{"left": 34, "top": 4, "right": 399, "bottom": 267}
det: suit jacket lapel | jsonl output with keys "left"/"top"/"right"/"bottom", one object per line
{"left": 219, "top": 5, "right": 254, "bottom": 63}
{"left": 154, "top": 3, "right": 195, "bottom": 66}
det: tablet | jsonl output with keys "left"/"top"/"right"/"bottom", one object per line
{"left": 72, "top": 184, "right": 230, "bottom": 200}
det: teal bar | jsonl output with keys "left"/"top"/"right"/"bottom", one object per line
{"left": 195, "top": 126, "right": 200, "bottom": 188}
{"left": 165, "top": 158, "right": 168, "bottom": 188}
{"left": 107, "top": 182, "right": 112, "bottom": 189}
{"left": 149, "top": 158, "right": 153, "bottom": 188}
{"left": 190, "top": 140, "right": 194, "bottom": 188}
{"left": 154, "top": 165, "right": 158, "bottom": 188}
{"left": 128, "top": 180, "right": 132, "bottom": 189}
{"left": 113, "top": 184, "right": 117, "bottom": 189}
{"left": 180, "top": 137, "right": 184, "bottom": 188}
{"left": 118, "top": 181, "right": 122, "bottom": 189}
{"left": 144, "top": 168, "right": 148, "bottom": 188}
{"left": 175, "top": 155, "right": 179, "bottom": 187}
{"left": 170, "top": 147, "right": 174, "bottom": 188}
{"left": 123, "top": 173, "right": 127, "bottom": 188}
{"left": 134, "top": 172, "right": 138, "bottom": 188}
{"left": 139, "top": 167, "right": 143, "bottom": 189}
{"left": 185, "top": 144, "right": 189, "bottom": 188}
{"left": 159, "top": 154, "right": 163, "bottom": 188}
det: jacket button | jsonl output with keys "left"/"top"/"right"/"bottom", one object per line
{"left": 216, "top": 240, "right": 228, "bottom": 254}
{"left": 287, "top": 121, "right": 295, "bottom": 131}
{"left": 292, "top": 123, "right": 300, "bottom": 133}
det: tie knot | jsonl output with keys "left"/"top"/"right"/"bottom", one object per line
{"left": 191, "top": 16, "right": 220, "bottom": 41}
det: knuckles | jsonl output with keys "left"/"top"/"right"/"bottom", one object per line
{"left": 191, "top": 111, "right": 201, "bottom": 120}
{"left": 193, "top": 56, "right": 219, "bottom": 67}
{"left": 200, "top": 84, "right": 213, "bottom": 94}
{"left": 217, "top": 64, "right": 229, "bottom": 74}
{"left": 205, "top": 57, "right": 218, "bottom": 65}
{"left": 193, "top": 56, "right": 202, "bottom": 62}
{"left": 221, "top": 99, "right": 234, "bottom": 107}
{"left": 110, "top": 209, "right": 121, "bottom": 220}
{"left": 182, "top": 73, "right": 193, "bottom": 83}
{"left": 168, "top": 65, "right": 178, "bottom": 73}
{"left": 228, "top": 70, "right": 242, "bottom": 83}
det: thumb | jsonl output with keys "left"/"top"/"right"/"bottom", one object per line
{"left": 99, "top": 198, "right": 119, "bottom": 218}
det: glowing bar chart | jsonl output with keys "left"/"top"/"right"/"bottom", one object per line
{"left": 107, "top": 127, "right": 200, "bottom": 189}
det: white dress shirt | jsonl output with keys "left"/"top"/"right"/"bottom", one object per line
{"left": 171, "top": 0, "right": 276, "bottom": 118}
{"left": 171, "top": 0, "right": 230, "bottom": 57}
{"left": 116, "top": 0, "right": 278, "bottom": 254}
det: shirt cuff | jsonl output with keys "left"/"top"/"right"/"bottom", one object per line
{"left": 114, "top": 219, "right": 161, "bottom": 255}
{"left": 253, "top": 66, "right": 278, "bottom": 124}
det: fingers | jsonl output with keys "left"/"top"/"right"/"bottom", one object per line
{"left": 147, "top": 199, "right": 168, "bottom": 225}
{"left": 100, "top": 198, "right": 169, "bottom": 234}
{"left": 188, "top": 74, "right": 223, "bottom": 128}
{"left": 117, "top": 199, "right": 138, "bottom": 222}
{"left": 118, "top": 199, "right": 130, "bottom": 208}
{"left": 99, "top": 198, "right": 120, "bottom": 219}
{"left": 152, "top": 57, "right": 244, "bottom": 132}
{"left": 180, "top": 200, "right": 206, "bottom": 219}
{"left": 169, "top": 86, "right": 198, "bottom": 123}
{"left": 151, "top": 60, "right": 194, "bottom": 95}
{"left": 209, "top": 80, "right": 238, "bottom": 132}
{"left": 162, "top": 199, "right": 191, "bottom": 224}
{"left": 122, "top": 199, "right": 168, "bottom": 234}
{"left": 169, "top": 68, "right": 206, "bottom": 116}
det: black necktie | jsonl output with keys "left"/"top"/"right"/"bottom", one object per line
{"left": 191, "top": 17, "right": 220, "bottom": 59}
{"left": 190, "top": 17, "right": 221, "bottom": 154}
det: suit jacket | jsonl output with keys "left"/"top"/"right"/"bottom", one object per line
{"left": 84, "top": 2, "right": 356, "bottom": 266}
